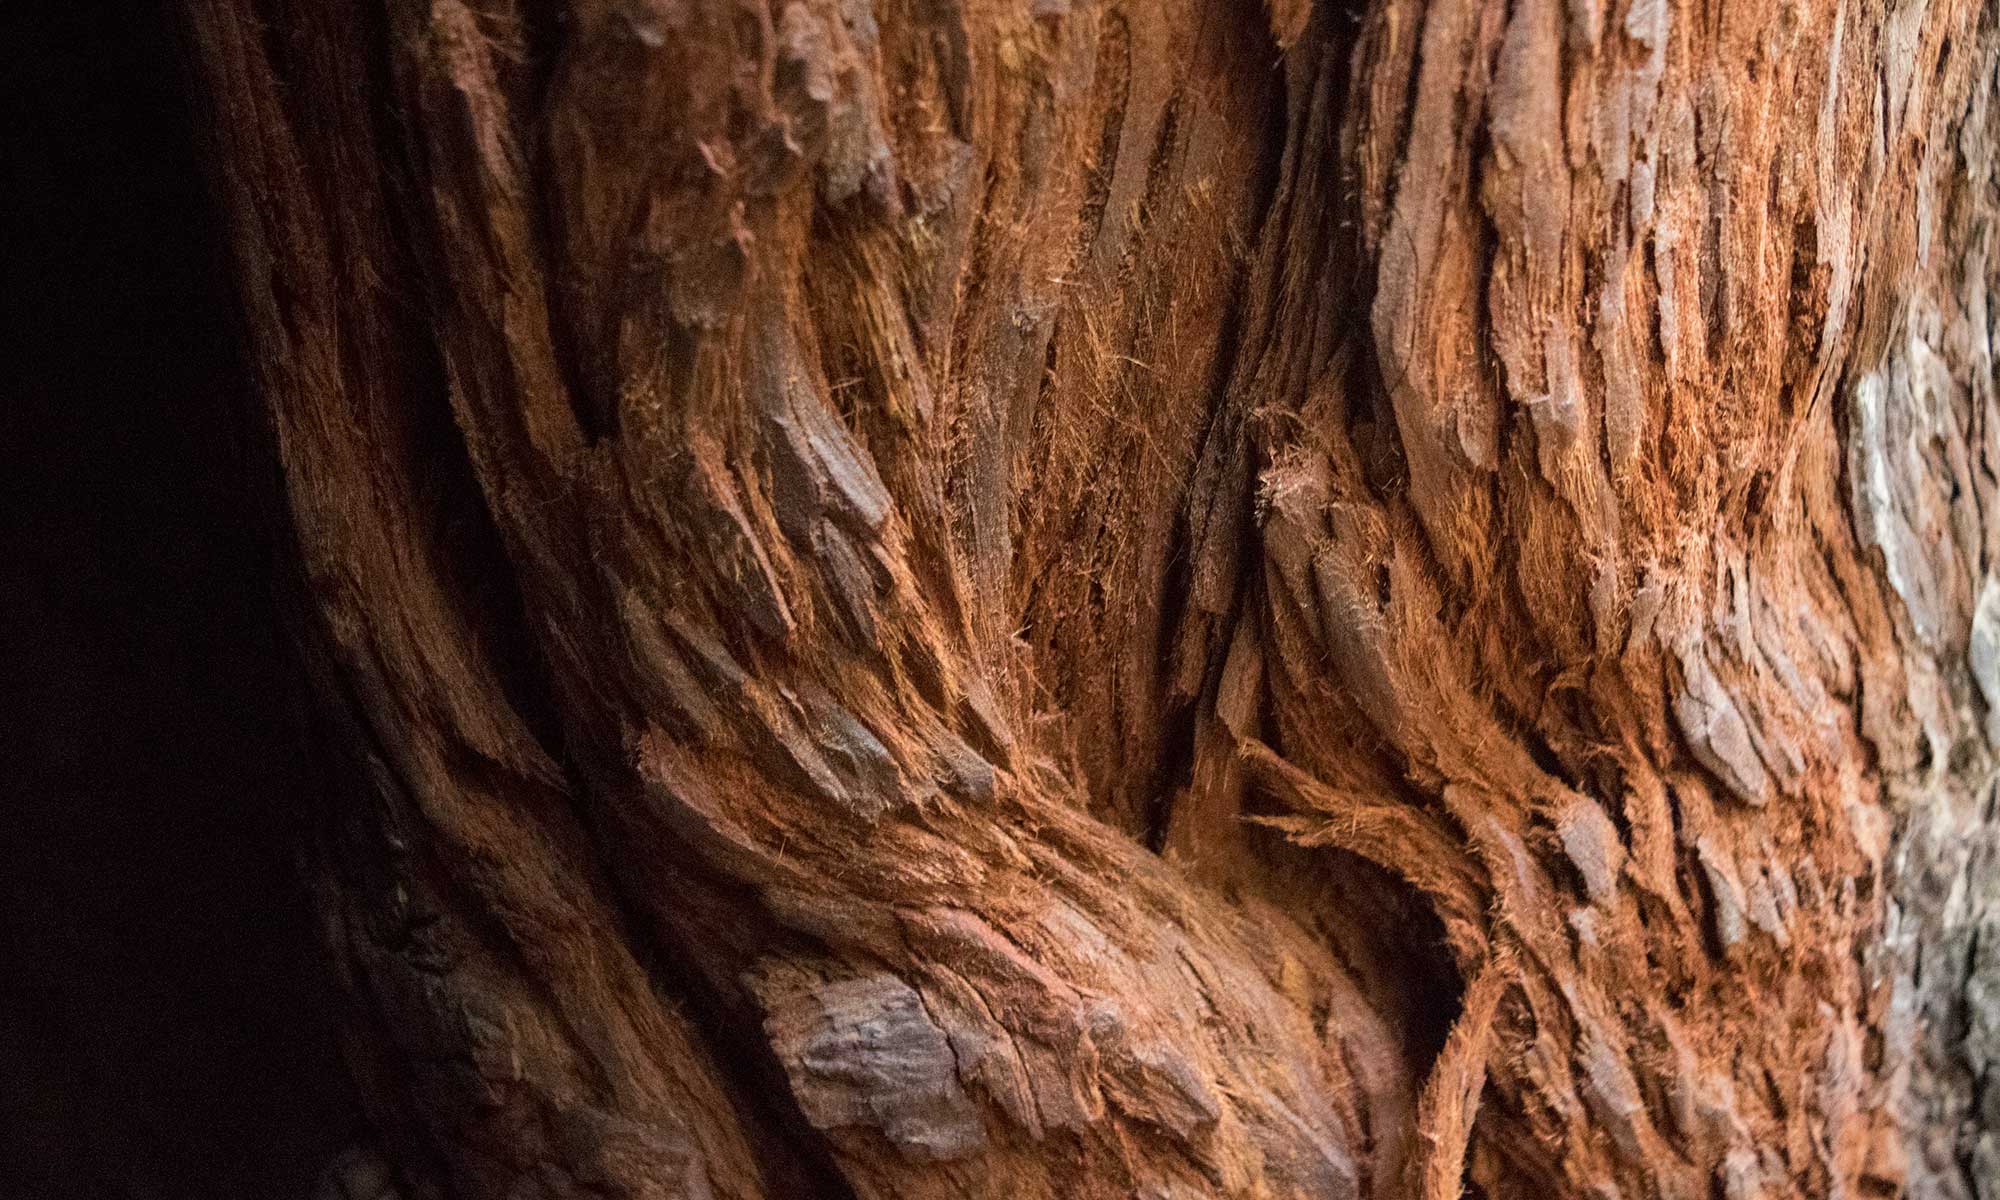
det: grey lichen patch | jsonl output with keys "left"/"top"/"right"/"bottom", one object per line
{"left": 756, "top": 966, "right": 987, "bottom": 1163}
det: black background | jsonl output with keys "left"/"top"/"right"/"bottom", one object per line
{"left": 2, "top": 4, "right": 355, "bottom": 1195}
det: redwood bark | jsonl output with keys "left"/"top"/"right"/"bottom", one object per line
{"left": 181, "top": 0, "right": 2000, "bottom": 1197}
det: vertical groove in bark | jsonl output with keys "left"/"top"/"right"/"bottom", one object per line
{"left": 181, "top": 0, "right": 2000, "bottom": 1198}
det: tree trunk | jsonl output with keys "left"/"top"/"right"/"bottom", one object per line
{"left": 179, "top": 0, "right": 2000, "bottom": 1196}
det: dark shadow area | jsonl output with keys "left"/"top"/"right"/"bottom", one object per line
{"left": 0, "top": 3, "right": 355, "bottom": 1196}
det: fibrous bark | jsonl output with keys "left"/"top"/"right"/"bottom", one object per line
{"left": 181, "top": 0, "right": 2000, "bottom": 1196}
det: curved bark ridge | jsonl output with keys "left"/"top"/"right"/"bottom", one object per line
{"left": 185, "top": 0, "right": 2000, "bottom": 1197}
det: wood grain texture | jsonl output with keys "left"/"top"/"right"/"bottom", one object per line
{"left": 181, "top": 0, "right": 2000, "bottom": 1196}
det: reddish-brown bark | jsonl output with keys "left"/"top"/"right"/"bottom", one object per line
{"left": 181, "top": 0, "right": 2000, "bottom": 1196}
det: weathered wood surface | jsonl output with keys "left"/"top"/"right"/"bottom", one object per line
{"left": 183, "top": 0, "right": 2000, "bottom": 1195}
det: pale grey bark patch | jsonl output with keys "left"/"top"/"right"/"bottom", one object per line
{"left": 1890, "top": 770, "right": 2000, "bottom": 1200}
{"left": 1968, "top": 576, "right": 2000, "bottom": 746}
{"left": 1671, "top": 639, "right": 1772, "bottom": 807}
{"left": 757, "top": 968, "right": 988, "bottom": 1163}
{"left": 1848, "top": 321, "right": 1974, "bottom": 655}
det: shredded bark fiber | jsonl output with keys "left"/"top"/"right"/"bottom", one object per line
{"left": 181, "top": 0, "right": 2000, "bottom": 1196}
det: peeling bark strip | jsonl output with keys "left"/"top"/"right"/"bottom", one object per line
{"left": 182, "top": 0, "right": 2000, "bottom": 1197}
